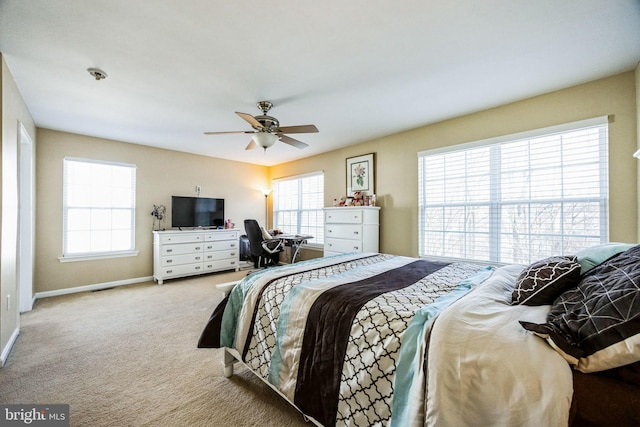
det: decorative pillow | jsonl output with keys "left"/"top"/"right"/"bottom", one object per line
{"left": 575, "top": 242, "right": 636, "bottom": 275}
{"left": 521, "top": 245, "right": 640, "bottom": 372}
{"left": 511, "top": 256, "right": 581, "bottom": 306}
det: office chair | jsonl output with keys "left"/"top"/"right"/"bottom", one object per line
{"left": 244, "top": 219, "right": 284, "bottom": 268}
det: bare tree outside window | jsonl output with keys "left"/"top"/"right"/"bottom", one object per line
{"left": 418, "top": 118, "right": 608, "bottom": 264}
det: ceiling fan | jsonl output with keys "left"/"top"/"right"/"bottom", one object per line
{"left": 204, "top": 101, "right": 319, "bottom": 151}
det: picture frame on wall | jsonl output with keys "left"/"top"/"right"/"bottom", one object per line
{"left": 346, "top": 153, "right": 374, "bottom": 196}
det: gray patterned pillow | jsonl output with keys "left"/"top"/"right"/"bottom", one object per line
{"left": 521, "top": 245, "right": 640, "bottom": 372}
{"left": 511, "top": 256, "right": 581, "bottom": 306}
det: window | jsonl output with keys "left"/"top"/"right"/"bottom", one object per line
{"left": 418, "top": 117, "right": 609, "bottom": 264}
{"left": 273, "top": 172, "right": 324, "bottom": 244}
{"left": 62, "top": 157, "right": 137, "bottom": 260}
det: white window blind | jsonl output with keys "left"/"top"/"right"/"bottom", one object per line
{"left": 418, "top": 117, "right": 609, "bottom": 264}
{"left": 63, "top": 157, "right": 136, "bottom": 259}
{"left": 273, "top": 172, "right": 324, "bottom": 244}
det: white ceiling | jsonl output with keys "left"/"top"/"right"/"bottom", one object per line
{"left": 1, "top": 1, "right": 639, "bottom": 166}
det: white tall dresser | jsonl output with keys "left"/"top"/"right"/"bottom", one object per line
{"left": 153, "top": 229, "right": 239, "bottom": 284}
{"left": 323, "top": 206, "right": 380, "bottom": 257}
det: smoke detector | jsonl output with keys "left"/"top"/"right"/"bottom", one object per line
{"left": 87, "top": 68, "right": 108, "bottom": 80}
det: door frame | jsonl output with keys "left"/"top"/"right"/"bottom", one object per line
{"left": 18, "top": 122, "right": 34, "bottom": 313}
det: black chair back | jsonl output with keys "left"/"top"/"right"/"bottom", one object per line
{"left": 244, "top": 219, "right": 265, "bottom": 258}
{"left": 244, "top": 219, "right": 283, "bottom": 268}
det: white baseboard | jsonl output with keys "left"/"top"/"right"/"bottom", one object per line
{"left": 34, "top": 276, "right": 154, "bottom": 300}
{"left": 1, "top": 327, "right": 19, "bottom": 367}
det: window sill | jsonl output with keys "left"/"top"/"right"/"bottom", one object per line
{"left": 59, "top": 250, "right": 139, "bottom": 263}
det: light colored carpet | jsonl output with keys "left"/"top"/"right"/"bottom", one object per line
{"left": 0, "top": 271, "right": 310, "bottom": 427}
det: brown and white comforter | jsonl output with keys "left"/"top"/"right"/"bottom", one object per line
{"left": 199, "top": 254, "right": 574, "bottom": 426}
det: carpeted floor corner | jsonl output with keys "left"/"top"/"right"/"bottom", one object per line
{"left": 0, "top": 271, "right": 310, "bottom": 427}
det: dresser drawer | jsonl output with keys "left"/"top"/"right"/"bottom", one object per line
{"left": 162, "top": 252, "right": 204, "bottom": 266}
{"left": 325, "top": 237, "right": 363, "bottom": 253}
{"left": 161, "top": 243, "right": 203, "bottom": 256}
{"left": 204, "top": 249, "right": 238, "bottom": 261}
{"left": 160, "top": 233, "right": 204, "bottom": 244}
{"left": 325, "top": 209, "right": 363, "bottom": 224}
{"left": 325, "top": 223, "right": 362, "bottom": 240}
{"left": 205, "top": 231, "right": 238, "bottom": 241}
{"left": 205, "top": 240, "right": 238, "bottom": 251}
{"left": 204, "top": 258, "right": 238, "bottom": 272}
{"left": 161, "top": 262, "right": 204, "bottom": 277}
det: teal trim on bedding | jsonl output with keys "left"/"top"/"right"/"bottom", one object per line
{"left": 219, "top": 256, "right": 352, "bottom": 349}
{"left": 268, "top": 258, "right": 381, "bottom": 386}
{"left": 390, "top": 266, "right": 495, "bottom": 427}
{"left": 219, "top": 268, "right": 272, "bottom": 347}
{"left": 268, "top": 281, "right": 307, "bottom": 387}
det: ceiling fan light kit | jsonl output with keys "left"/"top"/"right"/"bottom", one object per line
{"left": 252, "top": 131, "right": 279, "bottom": 150}
{"left": 204, "top": 101, "right": 318, "bottom": 152}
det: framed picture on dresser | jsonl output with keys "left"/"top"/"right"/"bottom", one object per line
{"left": 346, "top": 153, "right": 374, "bottom": 196}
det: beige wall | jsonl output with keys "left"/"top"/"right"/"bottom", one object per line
{"left": 35, "top": 129, "right": 268, "bottom": 293}
{"left": 30, "top": 70, "right": 640, "bottom": 292}
{"left": 1, "top": 55, "right": 36, "bottom": 359}
{"left": 271, "top": 71, "right": 639, "bottom": 256}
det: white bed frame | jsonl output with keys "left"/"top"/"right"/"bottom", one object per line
{"left": 223, "top": 347, "right": 323, "bottom": 426}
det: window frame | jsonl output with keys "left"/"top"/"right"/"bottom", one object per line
{"left": 61, "top": 157, "right": 138, "bottom": 262}
{"left": 417, "top": 116, "right": 609, "bottom": 264}
{"left": 272, "top": 171, "right": 325, "bottom": 247}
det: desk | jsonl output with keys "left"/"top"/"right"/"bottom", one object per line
{"left": 275, "top": 234, "right": 313, "bottom": 263}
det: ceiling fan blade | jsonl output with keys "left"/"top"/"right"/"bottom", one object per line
{"left": 236, "top": 112, "right": 263, "bottom": 129}
{"left": 245, "top": 139, "right": 258, "bottom": 150}
{"left": 276, "top": 124, "right": 319, "bottom": 134}
{"left": 204, "top": 130, "right": 253, "bottom": 135}
{"left": 279, "top": 135, "right": 309, "bottom": 149}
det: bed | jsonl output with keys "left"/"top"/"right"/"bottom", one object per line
{"left": 198, "top": 246, "right": 640, "bottom": 426}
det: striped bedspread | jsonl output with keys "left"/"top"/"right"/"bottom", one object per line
{"left": 199, "top": 253, "right": 493, "bottom": 426}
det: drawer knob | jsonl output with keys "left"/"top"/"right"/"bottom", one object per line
{"left": 167, "top": 270, "right": 173, "bottom": 274}
{"left": 354, "top": 246, "right": 359, "bottom": 250}
{"left": 166, "top": 249, "right": 173, "bottom": 253}
{"left": 195, "top": 256, "right": 201, "bottom": 260}
{"left": 166, "top": 260, "right": 172, "bottom": 263}
{"left": 230, "top": 252, "right": 236, "bottom": 256}
{"left": 353, "top": 231, "right": 359, "bottom": 235}
{"left": 195, "top": 266, "right": 201, "bottom": 270}
{"left": 195, "top": 246, "right": 201, "bottom": 250}
{"left": 230, "top": 243, "right": 236, "bottom": 247}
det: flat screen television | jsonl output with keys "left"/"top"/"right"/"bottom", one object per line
{"left": 171, "top": 196, "right": 225, "bottom": 228}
